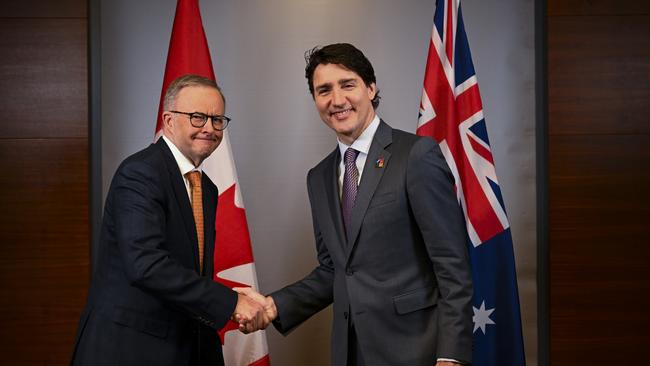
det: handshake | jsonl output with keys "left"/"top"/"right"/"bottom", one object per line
{"left": 232, "top": 287, "right": 278, "bottom": 334}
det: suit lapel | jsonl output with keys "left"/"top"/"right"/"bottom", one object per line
{"left": 345, "top": 121, "right": 393, "bottom": 261}
{"left": 156, "top": 139, "right": 201, "bottom": 271}
{"left": 202, "top": 174, "right": 217, "bottom": 276}
{"left": 323, "top": 148, "right": 347, "bottom": 250}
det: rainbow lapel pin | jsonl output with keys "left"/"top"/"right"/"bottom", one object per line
{"left": 375, "top": 157, "right": 385, "bottom": 168}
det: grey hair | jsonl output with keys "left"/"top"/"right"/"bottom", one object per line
{"left": 163, "top": 74, "right": 225, "bottom": 110}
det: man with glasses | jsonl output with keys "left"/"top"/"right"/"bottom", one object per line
{"left": 71, "top": 74, "right": 264, "bottom": 366}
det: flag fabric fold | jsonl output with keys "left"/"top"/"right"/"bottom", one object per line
{"left": 417, "top": 1, "right": 526, "bottom": 365}
{"left": 155, "top": 1, "right": 270, "bottom": 365}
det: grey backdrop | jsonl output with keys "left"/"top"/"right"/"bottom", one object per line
{"left": 101, "top": 0, "right": 536, "bottom": 365}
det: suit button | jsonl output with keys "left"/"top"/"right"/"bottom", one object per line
{"left": 344, "top": 311, "right": 348, "bottom": 319}
{"left": 345, "top": 268, "right": 354, "bottom": 276}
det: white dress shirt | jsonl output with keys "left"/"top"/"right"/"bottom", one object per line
{"left": 162, "top": 135, "right": 202, "bottom": 203}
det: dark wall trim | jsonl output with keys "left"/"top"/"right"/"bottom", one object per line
{"left": 535, "top": 0, "right": 549, "bottom": 365}
{"left": 89, "top": 0, "right": 101, "bottom": 271}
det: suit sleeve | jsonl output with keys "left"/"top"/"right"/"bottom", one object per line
{"left": 406, "top": 137, "right": 474, "bottom": 363}
{"left": 112, "top": 159, "right": 237, "bottom": 330}
{"left": 270, "top": 169, "right": 335, "bottom": 335}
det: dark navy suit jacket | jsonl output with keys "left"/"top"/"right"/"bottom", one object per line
{"left": 71, "top": 138, "right": 237, "bottom": 366}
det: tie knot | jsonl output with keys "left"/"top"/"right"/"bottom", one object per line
{"left": 185, "top": 171, "right": 201, "bottom": 187}
{"left": 344, "top": 148, "right": 359, "bottom": 165}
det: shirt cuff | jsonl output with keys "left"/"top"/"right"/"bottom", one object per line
{"left": 437, "top": 358, "right": 464, "bottom": 364}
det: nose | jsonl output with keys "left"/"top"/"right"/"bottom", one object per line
{"left": 201, "top": 117, "right": 217, "bottom": 133}
{"left": 331, "top": 88, "right": 346, "bottom": 107}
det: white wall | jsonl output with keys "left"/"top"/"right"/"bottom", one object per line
{"left": 101, "top": 0, "right": 536, "bottom": 364}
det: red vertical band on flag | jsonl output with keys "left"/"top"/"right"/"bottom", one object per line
{"left": 154, "top": 0, "right": 215, "bottom": 135}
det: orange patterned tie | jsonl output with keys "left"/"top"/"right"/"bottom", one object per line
{"left": 185, "top": 171, "right": 204, "bottom": 273}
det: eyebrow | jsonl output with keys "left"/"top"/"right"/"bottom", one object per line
{"left": 338, "top": 78, "right": 357, "bottom": 85}
{"left": 315, "top": 82, "right": 332, "bottom": 92}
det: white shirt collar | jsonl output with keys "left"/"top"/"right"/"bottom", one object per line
{"left": 337, "top": 114, "right": 380, "bottom": 158}
{"left": 161, "top": 134, "right": 201, "bottom": 176}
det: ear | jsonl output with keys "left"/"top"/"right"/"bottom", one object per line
{"left": 367, "top": 82, "right": 377, "bottom": 100}
{"left": 162, "top": 111, "right": 174, "bottom": 132}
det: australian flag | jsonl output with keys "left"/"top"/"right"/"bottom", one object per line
{"left": 417, "top": 1, "right": 526, "bottom": 365}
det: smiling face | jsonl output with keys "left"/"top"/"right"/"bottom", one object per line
{"left": 162, "top": 85, "right": 224, "bottom": 166}
{"left": 312, "top": 63, "right": 377, "bottom": 145}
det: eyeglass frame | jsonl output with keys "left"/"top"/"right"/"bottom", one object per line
{"left": 168, "top": 110, "right": 231, "bottom": 131}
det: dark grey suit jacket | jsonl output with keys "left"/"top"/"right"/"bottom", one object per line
{"left": 272, "top": 121, "right": 473, "bottom": 365}
{"left": 71, "top": 139, "right": 237, "bottom": 366}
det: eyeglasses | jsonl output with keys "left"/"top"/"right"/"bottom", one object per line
{"left": 169, "top": 110, "right": 231, "bottom": 131}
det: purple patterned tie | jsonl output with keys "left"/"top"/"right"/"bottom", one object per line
{"left": 341, "top": 148, "right": 360, "bottom": 232}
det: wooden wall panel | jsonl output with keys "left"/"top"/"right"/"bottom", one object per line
{"left": 548, "top": 16, "right": 650, "bottom": 135}
{"left": 549, "top": 137, "right": 650, "bottom": 355}
{"left": 0, "top": 139, "right": 89, "bottom": 364}
{"left": 3, "top": 0, "right": 87, "bottom": 18}
{"left": 0, "top": 19, "right": 87, "bottom": 139}
{"left": 547, "top": 0, "right": 650, "bottom": 364}
{"left": 0, "top": 1, "right": 89, "bottom": 364}
{"left": 548, "top": 0, "right": 650, "bottom": 16}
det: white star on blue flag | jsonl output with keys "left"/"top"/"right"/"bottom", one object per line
{"left": 473, "top": 300, "right": 496, "bottom": 334}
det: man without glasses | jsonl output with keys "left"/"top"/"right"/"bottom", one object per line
{"left": 237, "top": 43, "right": 474, "bottom": 366}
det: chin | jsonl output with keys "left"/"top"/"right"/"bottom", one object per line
{"left": 334, "top": 124, "right": 357, "bottom": 135}
{"left": 330, "top": 119, "right": 351, "bottom": 129}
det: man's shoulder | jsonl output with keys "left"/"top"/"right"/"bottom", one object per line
{"left": 377, "top": 122, "right": 438, "bottom": 156}
{"left": 389, "top": 125, "right": 435, "bottom": 147}
{"left": 104, "top": 143, "right": 169, "bottom": 202}
{"left": 120, "top": 141, "right": 166, "bottom": 169}
{"left": 309, "top": 147, "right": 338, "bottom": 176}
{"left": 111, "top": 142, "right": 170, "bottom": 184}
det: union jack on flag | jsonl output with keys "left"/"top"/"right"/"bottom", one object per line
{"left": 417, "top": 0, "right": 526, "bottom": 364}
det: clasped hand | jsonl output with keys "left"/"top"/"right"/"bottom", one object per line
{"left": 232, "top": 287, "right": 277, "bottom": 334}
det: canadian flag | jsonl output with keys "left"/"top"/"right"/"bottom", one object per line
{"left": 154, "top": 1, "right": 271, "bottom": 365}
